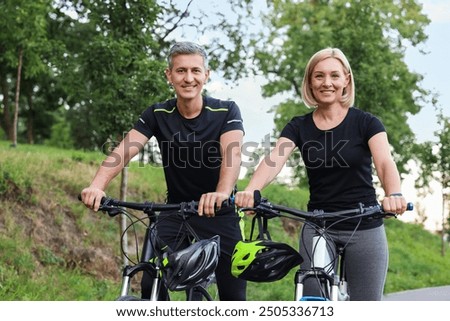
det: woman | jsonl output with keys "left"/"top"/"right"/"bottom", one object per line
{"left": 235, "top": 48, "right": 407, "bottom": 300}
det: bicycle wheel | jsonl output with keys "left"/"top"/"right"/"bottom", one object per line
{"left": 187, "top": 273, "right": 217, "bottom": 301}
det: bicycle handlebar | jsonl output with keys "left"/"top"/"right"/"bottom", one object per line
{"left": 78, "top": 194, "right": 232, "bottom": 217}
{"left": 239, "top": 190, "right": 414, "bottom": 222}
{"left": 100, "top": 196, "right": 197, "bottom": 212}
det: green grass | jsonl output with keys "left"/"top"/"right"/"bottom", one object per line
{"left": 385, "top": 218, "right": 450, "bottom": 292}
{"left": 0, "top": 140, "right": 449, "bottom": 301}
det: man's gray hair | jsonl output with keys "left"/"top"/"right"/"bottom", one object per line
{"left": 167, "top": 42, "right": 209, "bottom": 70}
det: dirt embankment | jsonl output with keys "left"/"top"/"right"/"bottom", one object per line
{"left": 1, "top": 177, "right": 121, "bottom": 281}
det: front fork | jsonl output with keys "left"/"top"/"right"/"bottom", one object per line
{"left": 119, "top": 262, "right": 161, "bottom": 300}
{"left": 120, "top": 219, "right": 165, "bottom": 300}
{"left": 296, "top": 232, "right": 348, "bottom": 301}
{"left": 294, "top": 269, "right": 337, "bottom": 300}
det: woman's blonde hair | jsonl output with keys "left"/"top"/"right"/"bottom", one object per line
{"left": 301, "top": 48, "right": 355, "bottom": 109}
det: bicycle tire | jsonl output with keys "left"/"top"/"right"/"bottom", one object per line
{"left": 300, "top": 296, "right": 329, "bottom": 301}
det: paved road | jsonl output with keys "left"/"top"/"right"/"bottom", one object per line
{"left": 383, "top": 285, "right": 450, "bottom": 301}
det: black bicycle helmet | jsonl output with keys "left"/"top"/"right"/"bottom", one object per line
{"left": 162, "top": 235, "right": 220, "bottom": 291}
{"left": 231, "top": 239, "right": 303, "bottom": 282}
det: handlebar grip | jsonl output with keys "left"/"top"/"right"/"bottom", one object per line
{"left": 382, "top": 201, "right": 414, "bottom": 216}
{"left": 77, "top": 194, "right": 107, "bottom": 205}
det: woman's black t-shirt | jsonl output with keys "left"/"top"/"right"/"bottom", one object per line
{"left": 134, "top": 96, "right": 244, "bottom": 203}
{"left": 280, "top": 107, "right": 385, "bottom": 229}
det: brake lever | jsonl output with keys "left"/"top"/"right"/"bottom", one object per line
{"left": 98, "top": 196, "right": 124, "bottom": 217}
{"left": 100, "top": 206, "right": 123, "bottom": 217}
{"left": 253, "top": 202, "right": 279, "bottom": 219}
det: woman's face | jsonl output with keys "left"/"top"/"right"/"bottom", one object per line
{"left": 310, "top": 57, "right": 349, "bottom": 107}
{"left": 165, "top": 54, "right": 210, "bottom": 101}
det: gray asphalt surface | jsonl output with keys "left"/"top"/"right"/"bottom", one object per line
{"left": 383, "top": 285, "right": 450, "bottom": 301}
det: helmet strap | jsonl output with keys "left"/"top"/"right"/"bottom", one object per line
{"left": 249, "top": 215, "right": 272, "bottom": 241}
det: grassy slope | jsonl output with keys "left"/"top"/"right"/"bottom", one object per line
{"left": 0, "top": 141, "right": 449, "bottom": 300}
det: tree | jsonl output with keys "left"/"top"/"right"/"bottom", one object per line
{"left": 0, "top": 0, "right": 255, "bottom": 147}
{"left": 414, "top": 109, "right": 450, "bottom": 256}
{"left": 50, "top": 0, "right": 170, "bottom": 150}
{"left": 0, "top": 0, "right": 52, "bottom": 146}
{"left": 250, "top": 0, "right": 430, "bottom": 178}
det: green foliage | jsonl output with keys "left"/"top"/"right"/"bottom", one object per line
{"left": 52, "top": 0, "right": 171, "bottom": 149}
{"left": 0, "top": 0, "right": 51, "bottom": 74}
{"left": 414, "top": 112, "right": 450, "bottom": 190}
{"left": 0, "top": 0, "right": 59, "bottom": 145}
{"left": 0, "top": 159, "right": 33, "bottom": 202}
{"left": 0, "top": 1, "right": 255, "bottom": 149}
{"left": 44, "top": 110, "right": 75, "bottom": 149}
{"left": 413, "top": 110, "right": 450, "bottom": 252}
{"left": 238, "top": 178, "right": 309, "bottom": 210}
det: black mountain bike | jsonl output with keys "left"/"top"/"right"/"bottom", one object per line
{"left": 239, "top": 192, "right": 413, "bottom": 301}
{"left": 79, "top": 195, "right": 222, "bottom": 301}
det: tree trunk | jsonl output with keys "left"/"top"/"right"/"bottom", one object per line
{"left": 0, "top": 73, "right": 12, "bottom": 140}
{"left": 12, "top": 47, "right": 23, "bottom": 147}
{"left": 26, "top": 87, "right": 34, "bottom": 144}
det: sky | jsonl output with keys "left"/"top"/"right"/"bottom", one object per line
{"left": 400, "top": 0, "right": 450, "bottom": 231}
{"left": 172, "top": 0, "right": 450, "bottom": 231}
{"left": 405, "top": 0, "right": 450, "bottom": 143}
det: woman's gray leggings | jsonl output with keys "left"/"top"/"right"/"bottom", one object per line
{"left": 298, "top": 224, "right": 388, "bottom": 301}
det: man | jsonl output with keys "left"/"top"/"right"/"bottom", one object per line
{"left": 80, "top": 41, "right": 246, "bottom": 300}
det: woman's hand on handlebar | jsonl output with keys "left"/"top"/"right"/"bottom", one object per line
{"left": 80, "top": 187, "right": 106, "bottom": 212}
{"left": 382, "top": 194, "right": 407, "bottom": 215}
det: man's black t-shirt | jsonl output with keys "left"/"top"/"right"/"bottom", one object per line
{"left": 134, "top": 96, "right": 244, "bottom": 203}
{"left": 280, "top": 107, "right": 385, "bottom": 229}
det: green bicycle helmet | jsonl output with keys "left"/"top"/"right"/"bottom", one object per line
{"left": 231, "top": 239, "right": 303, "bottom": 282}
{"left": 162, "top": 235, "right": 220, "bottom": 291}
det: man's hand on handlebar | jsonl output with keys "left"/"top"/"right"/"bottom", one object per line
{"left": 80, "top": 187, "right": 106, "bottom": 212}
{"left": 234, "top": 190, "right": 261, "bottom": 215}
{"left": 198, "top": 192, "right": 229, "bottom": 217}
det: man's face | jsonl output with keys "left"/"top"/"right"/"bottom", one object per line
{"left": 165, "top": 54, "right": 210, "bottom": 101}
